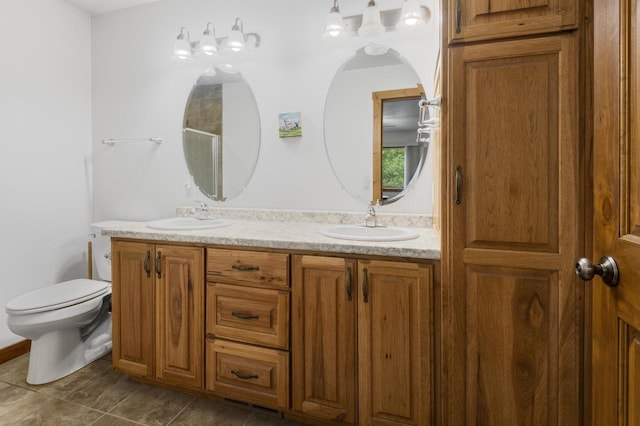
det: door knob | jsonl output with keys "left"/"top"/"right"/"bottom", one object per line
{"left": 575, "top": 256, "right": 619, "bottom": 287}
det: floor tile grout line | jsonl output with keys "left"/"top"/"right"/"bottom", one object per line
{"left": 165, "top": 394, "right": 198, "bottom": 425}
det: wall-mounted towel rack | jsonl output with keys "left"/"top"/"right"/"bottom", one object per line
{"left": 102, "top": 137, "right": 163, "bottom": 146}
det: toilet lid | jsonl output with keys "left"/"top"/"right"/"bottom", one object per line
{"left": 6, "top": 279, "right": 110, "bottom": 315}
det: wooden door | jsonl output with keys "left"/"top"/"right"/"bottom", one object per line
{"left": 446, "top": 34, "right": 581, "bottom": 425}
{"left": 357, "top": 260, "right": 432, "bottom": 426}
{"left": 291, "top": 255, "right": 357, "bottom": 424}
{"left": 448, "top": 0, "right": 577, "bottom": 43}
{"left": 592, "top": 0, "right": 640, "bottom": 423}
{"left": 111, "top": 240, "right": 155, "bottom": 377}
{"left": 155, "top": 245, "right": 204, "bottom": 388}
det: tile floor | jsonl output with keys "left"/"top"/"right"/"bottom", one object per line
{"left": 0, "top": 353, "right": 305, "bottom": 426}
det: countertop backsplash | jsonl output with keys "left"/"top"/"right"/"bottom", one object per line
{"left": 175, "top": 206, "right": 433, "bottom": 229}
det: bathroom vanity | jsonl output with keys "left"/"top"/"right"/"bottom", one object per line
{"left": 104, "top": 213, "right": 439, "bottom": 425}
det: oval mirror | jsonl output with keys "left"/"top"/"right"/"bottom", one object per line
{"left": 324, "top": 46, "right": 429, "bottom": 205}
{"left": 183, "top": 68, "right": 260, "bottom": 201}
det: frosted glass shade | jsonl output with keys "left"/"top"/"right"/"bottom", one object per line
{"left": 358, "top": 2, "right": 385, "bottom": 38}
{"left": 226, "top": 29, "right": 245, "bottom": 52}
{"left": 400, "top": 0, "right": 423, "bottom": 26}
{"left": 173, "top": 37, "right": 192, "bottom": 60}
{"left": 324, "top": 10, "right": 345, "bottom": 37}
{"left": 199, "top": 33, "right": 218, "bottom": 55}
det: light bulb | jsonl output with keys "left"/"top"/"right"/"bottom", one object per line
{"left": 324, "top": 1, "right": 345, "bottom": 38}
{"left": 400, "top": 0, "right": 422, "bottom": 26}
{"left": 172, "top": 29, "right": 192, "bottom": 60}
{"left": 199, "top": 24, "right": 218, "bottom": 56}
{"left": 358, "top": 0, "right": 385, "bottom": 38}
{"left": 226, "top": 18, "right": 246, "bottom": 52}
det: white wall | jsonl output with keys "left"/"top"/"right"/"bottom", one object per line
{"left": 91, "top": 0, "right": 440, "bottom": 221}
{"left": 0, "top": 0, "right": 92, "bottom": 348}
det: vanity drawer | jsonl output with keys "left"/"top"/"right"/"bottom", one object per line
{"left": 206, "top": 339, "right": 289, "bottom": 410}
{"left": 206, "top": 283, "right": 289, "bottom": 349}
{"left": 207, "top": 248, "right": 289, "bottom": 289}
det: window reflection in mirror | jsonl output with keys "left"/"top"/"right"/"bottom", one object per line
{"left": 373, "top": 86, "right": 424, "bottom": 204}
{"left": 183, "top": 68, "right": 260, "bottom": 202}
{"left": 324, "top": 46, "right": 429, "bottom": 205}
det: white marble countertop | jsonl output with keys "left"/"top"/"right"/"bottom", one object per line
{"left": 102, "top": 218, "right": 440, "bottom": 260}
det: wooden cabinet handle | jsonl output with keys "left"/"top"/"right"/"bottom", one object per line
{"left": 232, "top": 264, "right": 260, "bottom": 272}
{"left": 456, "top": 0, "right": 462, "bottom": 33}
{"left": 143, "top": 250, "right": 151, "bottom": 278}
{"left": 346, "top": 266, "right": 353, "bottom": 301}
{"left": 231, "top": 312, "right": 260, "bottom": 320}
{"left": 155, "top": 251, "right": 162, "bottom": 279}
{"left": 231, "top": 370, "right": 258, "bottom": 380}
{"left": 362, "top": 268, "right": 369, "bottom": 303}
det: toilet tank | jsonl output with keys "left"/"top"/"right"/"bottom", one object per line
{"left": 90, "top": 221, "right": 136, "bottom": 282}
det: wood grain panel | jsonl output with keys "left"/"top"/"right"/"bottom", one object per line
{"left": 358, "top": 260, "right": 432, "bottom": 426}
{"left": 206, "top": 339, "right": 289, "bottom": 410}
{"left": 464, "top": 53, "right": 559, "bottom": 253}
{"left": 155, "top": 245, "right": 204, "bottom": 388}
{"left": 627, "top": 330, "right": 640, "bottom": 424}
{"left": 111, "top": 240, "right": 155, "bottom": 377}
{"left": 207, "top": 248, "right": 289, "bottom": 289}
{"left": 206, "top": 283, "right": 289, "bottom": 349}
{"left": 449, "top": 0, "right": 577, "bottom": 43}
{"left": 465, "top": 266, "right": 556, "bottom": 425}
{"left": 292, "top": 255, "right": 357, "bottom": 424}
{"left": 446, "top": 34, "right": 581, "bottom": 425}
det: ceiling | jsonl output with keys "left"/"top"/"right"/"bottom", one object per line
{"left": 63, "top": 0, "right": 160, "bottom": 15}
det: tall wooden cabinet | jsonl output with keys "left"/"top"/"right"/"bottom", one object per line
{"left": 111, "top": 240, "right": 204, "bottom": 389}
{"left": 292, "top": 255, "right": 433, "bottom": 425}
{"left": 443, "top": 6, "right": 584, "bottom": 424}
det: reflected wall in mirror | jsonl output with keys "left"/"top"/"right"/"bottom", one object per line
{"left": 324, "top": 46, "right": 429, "bottom": 205}
{"left": 183, "top": 68, "right": 260, "bottom": 201}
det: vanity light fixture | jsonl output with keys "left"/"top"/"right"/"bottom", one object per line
{"left": 323, "top": 0, "right": 431, "bottom": 40}
{"left": 172, "top": 18, "right": 260, "bottom": 61}
{"left": 199, "top": 23, "right": 219, "bottom": 56}
{"left": 324, "top": 0, "right": 346, "bottom": 38}
{"left": 172, "top": 27, "right": 193, "bottom": 61}
{"left": 226, "top": 18, "right": 246, "bottom": 52}
{"left": 358, "top": 0, "right": 385, "bottom": 38}
{"left": 399, "top": 0, "right": 424, "bottom": 27}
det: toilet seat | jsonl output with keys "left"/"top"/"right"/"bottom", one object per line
{"left": 6, "top": 279, "right": 110, "bottom": 315}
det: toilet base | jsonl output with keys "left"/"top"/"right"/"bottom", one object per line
{"left": 26, "top": 315, "right": 112, "bottom": 385}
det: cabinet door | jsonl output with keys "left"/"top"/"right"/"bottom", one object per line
{"left": 446, "top": 34, "right": 580, "bottom": 425}
{"left": 155, "top": 245, "right": 204, "bottom": 388}
{"left": 292, "top": 255, "right": 357, "bottom": 424}
{"left": 358, "top": 261, "right": 433, "bottom": 426}
{"left": 111, "top": 240, "right": 155, "bottom": 377}
{"left": 448, "top": 0, "right": 577, "bottom": 43}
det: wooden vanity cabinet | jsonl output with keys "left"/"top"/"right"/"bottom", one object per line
{"left": 292, "top": 255, "right": 433, "bottom": 425}
{"left": 448, "top": 0, "right": 578, "bottom": 43}
{"left": 111, "top": 240, "right": 204, "bottom": 389}
{"left": 205, "top": 248, "right": 291, "bottom": 411}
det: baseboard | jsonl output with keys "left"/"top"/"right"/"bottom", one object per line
{"left": 0, "top": 340, "right": 30, "bottom": 364}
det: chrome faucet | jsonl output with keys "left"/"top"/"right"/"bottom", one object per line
{"left": 191, "top": 201, "right": 212, "bottom": 220}
{"left": 364, "top": 204, "right": 378, "bottom": 228}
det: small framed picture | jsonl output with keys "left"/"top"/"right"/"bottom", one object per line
{"left": 279, "top": 112, "right": 302, "bottom": 138}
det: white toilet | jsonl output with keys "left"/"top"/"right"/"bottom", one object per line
{"left": 5, "top": 221, "right": 126, "bottom": 385}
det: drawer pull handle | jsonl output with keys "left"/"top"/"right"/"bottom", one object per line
{"left": 232, "top": 312, "right": 260, "bottom": 320}
{"left": 231, "top": 370, "right": 259, "bottom": 380}
{"left": 232, "top": 264, "right": 260, "bottom": 272}
{"left": 155, "top": 251, "right": 162, "bottom": 279}
{"left": 362, "top": 268, "right": 369, "bottom": 303}
{"left": 346, "top": 266, "right": 353, "bottom": 301}
{"left": 143, "top": 250, "right": 151, "bottom": 278}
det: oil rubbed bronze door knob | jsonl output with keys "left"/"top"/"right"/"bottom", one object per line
{"left": 576, "top": 256, "right": 619, "bottom": 287}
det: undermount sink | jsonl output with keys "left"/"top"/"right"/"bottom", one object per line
{"left": 146, "top": 217, "right": 231, "bottom": 231}
{"left": 319, "top": 225, "right": 419, "bottom": 242}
